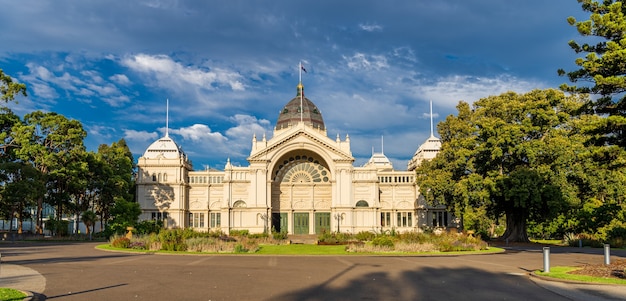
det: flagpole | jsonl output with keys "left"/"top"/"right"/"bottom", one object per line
{"left": 166, "top": 98, "right": 169, "bottom": 137}
{"left": 299, "top": 61, "right": 303, "bottom": 123}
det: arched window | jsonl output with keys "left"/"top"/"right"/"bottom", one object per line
{"left": 233, "top": 200, "right": 247, "bottom": 208}
{"left": 356, "top": 200, "right": 369, "bottom": 207}
{"left": 163, "top": 173, "right": 167, "bottom": 182}
{"left": 152, "top": 173, "right": 157, "bottom": 181}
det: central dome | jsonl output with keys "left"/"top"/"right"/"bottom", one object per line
{"left": 275, "top": 83, "right": 325, "bottom": 131}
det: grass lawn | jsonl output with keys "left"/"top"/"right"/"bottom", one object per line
{"left": 535, "top": 266, "right": 626, "bottom": 285}
{"left": 530, "top": 239, "right": 566, "bottom": 246}
{"left": 0, "top": 287, "right": 27, "bottom": 301}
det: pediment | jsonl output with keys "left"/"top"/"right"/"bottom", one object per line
{"left": 248, "top": 127, "right": 353, "bottom": 163}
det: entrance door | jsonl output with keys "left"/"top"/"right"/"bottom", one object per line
{"left": 271, "top": 213, "right": 288, "bottom": 233}
{"left": 293, "top": 213, "right": 309, "bottom": 234}
{"left": 315, "top": 212, "right": 330, "bottom": 234}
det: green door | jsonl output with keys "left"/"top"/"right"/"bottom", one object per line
{"left": 315, "top": 212, "right": 331, "bottom": 234}
{"left": 293, "top": 213, "right": 309, "bottom": 234}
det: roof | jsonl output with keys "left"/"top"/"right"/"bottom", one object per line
{"left": 364, "top": 152, "right": 394, "bottom": 170}
{"left": 142, "top": 135, "right": 186, "bottom": 159}
{"left": 407, "top": 134, "right": 441, "bottom": 171}
{"left": 275, "top": 83, "right": 325, "bottom": 131}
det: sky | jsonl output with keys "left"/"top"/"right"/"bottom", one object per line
{"left": 0, "top": 0, "right": 591, "bottom": 170}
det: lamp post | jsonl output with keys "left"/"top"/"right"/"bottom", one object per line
{"left": 334, "top": 213, "right": 344, "bottom": 233}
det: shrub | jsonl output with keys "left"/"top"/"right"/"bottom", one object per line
{"left": 135, "top": 220, "right": 163, "bottom": 235}
{"left": 234, "top": 243, "right": 247, "bottom": 253}
{"left": 129, "top": 241, "right": 147, "bottom": 250}
{"left": 111, "top": 236, "right": 131, "bottom": 248}
{"left": 45, "top": 218, "right": 70, "bottom": 236}
{"left": 158, "top": 229, "right": 188, "bottom": 251}
{"left": 355, "top": 231, "right": 375, "bottom": 242}
{"left": 397, "top": 231, "right": 429, "bottom": 243}
{"left": 372, "top": 236, "right": 395, "bottom": 248}
{"left": 229, "top": 229, "right": 249, "bottom": 237}
{"left": 249, "top": 232, "right": 269, "bottom": 239}
{"left": 272, "top": 230, "right": 288, "bottom": 240}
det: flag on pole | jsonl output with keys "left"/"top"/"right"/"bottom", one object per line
{"left": 301, "top": 64, "right": 307, "bottom": 73}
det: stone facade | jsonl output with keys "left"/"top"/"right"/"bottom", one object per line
{"left": 136, "top": 83, "right": 457, "bottom": 234}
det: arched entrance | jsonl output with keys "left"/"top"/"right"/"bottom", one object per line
{"left": 270, "top": 151, "right": 332, "bottom": 234}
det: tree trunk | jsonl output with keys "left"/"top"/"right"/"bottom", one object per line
{"left": 500, "top": 211, "right": 529, "bottom": 242}
{"left": 36, "top": 197, "right": 43, "bottom": 234}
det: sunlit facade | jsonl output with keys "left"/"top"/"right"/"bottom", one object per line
{"left": 135, "top": 83, "right": 457, "bottom": 234}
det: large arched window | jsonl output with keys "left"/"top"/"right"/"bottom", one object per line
{"left": 274, "top": 154, "right": 330, "bottom": 183}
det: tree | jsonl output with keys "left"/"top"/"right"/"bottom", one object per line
{"left": 11, "top": 111, "right": 87, "bottom": 234}
{"left": 417, "top": 89, "right": 589, "bottom": 242}
{"left": 81, "top": 210, "right": 97, "bottom": 240}
{"left": 0, "top": 107, "right": 21, "bottom": 159}
{"left": 0, "top": 161, "right": 45, "bottom": 233}
{"left": 94, "top": 139, "right": 135, "bottom": 232}
{"left": 0, "top": 69, "right": 27, "bottom": 103}
{"left": 558, "top": 0, "right": 626, "bottom": 150}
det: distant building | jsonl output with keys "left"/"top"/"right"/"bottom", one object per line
{"left": 135, "top": 82, "right": 457, "bottom": 234}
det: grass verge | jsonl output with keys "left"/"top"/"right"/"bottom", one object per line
{"left": 0, "top": 287, "right": 27, "bottom": 300}
{"left": 535, "top": 266, "right": 626, "bottom": 285}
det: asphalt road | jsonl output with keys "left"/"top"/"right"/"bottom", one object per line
{"left": 0, "top": 241, "right": 625, "bottom": 301}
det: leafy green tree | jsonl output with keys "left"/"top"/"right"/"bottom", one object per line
{"left": 0, "top": 69, "right": 27, "bottom": 103}
{"left": 559, "top": 0, "right": 626, "bottom": 151}
{"left": 11, "top": 111, "right": 87, "bottom": 234}
{"left": 0, "top": 107, "right": 21, "bottom": 159}
{"left": 106, "top": 198, "right": 141, "bottom": 236}
{"left": 95, "top": 139, "right": 135, "bottom": 231}
{"left": 0, "top": 162, "right": 45, "bottom": 233}
{"left": 417, "top": 89, "right": 589, "bottom": 242}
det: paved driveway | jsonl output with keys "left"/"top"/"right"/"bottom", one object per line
{"left": 0, "top": 242, "right": 625, "bottom": 301}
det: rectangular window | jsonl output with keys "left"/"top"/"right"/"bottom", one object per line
{"left": 408, "top": 212, "right": 412, "bottom": 227}
{"left": 153, "top": 212, "right": 168, "bottom": 221}
{"left": 396, "top": 212, "right": 413, "bottom": 227}
{"left": 190, "top": 213, "right": 205, "bottom": 228}
{"left": 432, "top": 211, "right": 448, "bottom": 227}
{"left": 210, "top": 212, "right": 221, "bottom": 228}
{"left": 380, "top": 212, "right": 391, "bottom": 227}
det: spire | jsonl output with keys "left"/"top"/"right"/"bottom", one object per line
{"left": 381, "top": 135, "right": 384, "bottom": 154}
{"left": 429, "top": 100, "right": 434, "bottom": 137}
{"left": 166, "top": 98, "right": 170, "bottom": 137}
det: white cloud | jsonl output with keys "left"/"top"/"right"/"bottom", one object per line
{"left": 171, "top": 124, "right": 227, "bottom": 142}
{"left": 343, "top": 53, "right": 389, "bottom": 71}
{"left": 359, "top": 23, "right": 383, "bottom": 32}
{"left": 102, "top": 95, "right": 131, "bottom": 107}
{"left": 226, "top": 114, "right": 271, "bottom": 138}
{"left": 109, "top": 74, "right": 131, "bottom": 85}
{"left": 20, "top": 62, "right": 130, "bottom": 106}
{"left": 122, "top": 54, "right": 245, "bottom": 91}
{"left": 124, "top": 129, "right": 158, "bottom": 141}
{"left": 415, "top": 74, "right": 544, "bottom": 109}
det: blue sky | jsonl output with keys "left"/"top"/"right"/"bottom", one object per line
{"left": 0, "top": 0, "right": 589, "bottom": 170}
